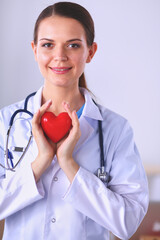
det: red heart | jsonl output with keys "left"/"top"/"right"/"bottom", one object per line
{"left": 41, "top": 112, "right": 72, "bottom": 143}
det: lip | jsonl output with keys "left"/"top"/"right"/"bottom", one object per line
{"left": 50, "top": 67, "right": 72, "bottom": 74}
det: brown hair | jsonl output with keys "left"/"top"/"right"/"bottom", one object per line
{"left": 33, "top": 2, "right": 95, "bottom": 89}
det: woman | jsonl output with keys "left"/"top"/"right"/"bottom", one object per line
{"left": 0, "top": 2, "right": 148, "bottom": 239}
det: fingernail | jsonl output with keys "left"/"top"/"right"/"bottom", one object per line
{"left": 35, "top": 109, "right": 40, "bottom": 116}
{"left": 67, "top": 103, "right": 70, "bottom": 108}
{"left": 63, "top": 102, "right": 70, "bottom": 108}
{"left": 46, "top": 99, "right": 52, "bottom": 105}
{"left": 36, "top": 109, "right": 40, "bottom": 114}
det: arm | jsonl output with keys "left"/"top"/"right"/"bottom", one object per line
{"left": 63, "top": 121, "right": 149, "bottom": 239}
{"left": 31, "top": 99, "right": 57, "bottom": 182}
{"left": 0, "top": 100, "right": 55, "bottom": 220}
{"left": 56, "top": 102, "right": 81, "bottom": 182}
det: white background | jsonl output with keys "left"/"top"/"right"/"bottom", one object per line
{"left": 0, "top": 0, "right": 160, "bottom": 166}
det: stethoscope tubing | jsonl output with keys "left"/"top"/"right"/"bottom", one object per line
{"left": 5, "top": 125, "right": 33, "bottom": 171}
{"left": 3, "top": 92, "right": 36, "bottom": 171}
{"left": 1, "top": 92, "right": 108, "bottom": 182}
{"left": 98, "top": 120, "right": 105, "bottom": 169}
{"left": 9, "top": 109, "right": 33, "bottom": 126}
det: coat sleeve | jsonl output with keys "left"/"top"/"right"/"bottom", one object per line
{"left": 0, "top": 163, "right": 45, "bottom": 220}
{"left": 0, "top": 111, "right": 45, "bottom": 220}
{"left": 63, "top": 121, "right": 149, "bottom": 239}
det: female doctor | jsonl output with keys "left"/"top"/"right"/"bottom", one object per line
{"left": 0, "top": 2, "right": 148, "bottom": 240}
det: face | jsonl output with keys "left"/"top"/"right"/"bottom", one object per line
{"left": 32, "top": 16, "right": 97, "bottom": 89}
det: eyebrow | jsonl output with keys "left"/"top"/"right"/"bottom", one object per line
{"left": 39, "top": 38, "right": 54, "bottom": 42}
{"left": 39, "top": 38, "right": 82, "bottom": 42}
{"left": 67, "top": 39, "right": 82, "bottom": 43}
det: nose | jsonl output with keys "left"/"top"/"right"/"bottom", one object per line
{"left": 54, "top": 56, "right": 68, "bottom": 61}
{"left": 53, "top": 46, "right": 68, "bottom": 61}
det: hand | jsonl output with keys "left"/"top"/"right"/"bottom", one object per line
{"left": 56, "top": 102, "right": 81, "bottom": 182}
{"left": 31, "top": 100, "right": 56, "bottom": 181}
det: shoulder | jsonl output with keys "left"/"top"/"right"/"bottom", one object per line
{"left": 97, "top": 104, "right": 133, "bottom": 144}
{"left": 0, "top": 100, "right": 25, "bottom": 131}
{"left": 99, "top": 104, "right": 128, "bottom": 128}
{"left": 82, "top": 88, "right": 131, "bottom": 135}
{"left": 0, "top": 88, "right": 41, "bottom": 123}
{"left": 0, "top": 100, "right": 25, "bottom": 118}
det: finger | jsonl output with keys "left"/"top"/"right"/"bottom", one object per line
{"left": 71, "top": 111, "right": 80, "bottom": 135}
{"left": 62, "top": 102, "right": 80, "bottom": 129}
{"left": 62, "top": 103, "right": 78, "bottom": 130}
{"left": 32, "top": 100, "right": 52, "bottom": 125}
{"left": 62, "top": 102, "right": 81, "bottom": 140}
{"left": 67, "top": 111, "right": 80, "bottom": 144}
{"left": 39, "top": 99, "right": 52, "bottom": 117}
{"left": 32, "top": 110, "right": 45, "bottom": 138}
{"left": 32, "top": 109, "right": 41, "bottom": 127}
{"left": 62, "top": 102, "right": 73, "bottom": 118}
{"left": 32, "top": 110, "right": 42, "bottom": 139}
{"left": 71, "top": 110, "right": 78, "bottom": 126}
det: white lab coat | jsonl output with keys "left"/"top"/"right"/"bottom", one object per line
{"left": 0, "top": 87, "right": 148, "bottom": 240}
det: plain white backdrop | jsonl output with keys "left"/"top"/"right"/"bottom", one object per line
{"left": 0, "top": 0, "right": 160, "bottom": 166}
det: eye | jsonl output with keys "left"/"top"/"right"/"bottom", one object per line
{"left": 42, "top": 43, "right": 53, "bottom": 48}
{"left": 68, "top": 43, "right": 80, "bottom": 49}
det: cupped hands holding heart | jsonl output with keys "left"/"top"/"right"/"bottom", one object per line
{"left": 31, "top": 99, "right": 81, "bottom": 183}
{"left": 41, "top": 110, "right": 72, "bottom": 143}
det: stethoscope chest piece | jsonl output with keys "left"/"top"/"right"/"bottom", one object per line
{"left": 5, "top": 118, "right": 33, "bottom": 171}
{"left": 97, "top": 167, "right": 109, "bottom": 183}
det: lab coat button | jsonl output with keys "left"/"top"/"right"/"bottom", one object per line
{"left": 51, "top": 218, "right": 56, "bottom": 223}
{"left": 53, "top": 177, "right": 58, "bottom": 181}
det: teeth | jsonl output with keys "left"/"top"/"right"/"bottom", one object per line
{"left": 54, "top": 68, "right": 69, "bottom": 71}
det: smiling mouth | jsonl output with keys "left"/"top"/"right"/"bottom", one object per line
{"left": 50, "top": 67, "right": 72, "bottom": 74}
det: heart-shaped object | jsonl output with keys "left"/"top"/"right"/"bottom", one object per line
{"left": 41, "top": 112, "right": 72, "bottom": 143}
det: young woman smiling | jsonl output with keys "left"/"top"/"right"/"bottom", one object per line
{"left": 0, "top": 2, "right": 148, "bottom": 240}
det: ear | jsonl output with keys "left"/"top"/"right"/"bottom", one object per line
{"left": 86, "top": 42, "right": 97, "bottom": 63}
{"left": 31, "top": 41, "right": 38, "bottom": 61}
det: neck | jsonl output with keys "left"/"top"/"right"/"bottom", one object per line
{"left": 42, "top": 83, "right": 85, "bottom": 115}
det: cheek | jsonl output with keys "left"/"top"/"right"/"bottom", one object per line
{"left": 36, "top": 53, "right": 51, "bottom": 77}
{"left": 72, "top": 52, "right": 88, "bottom": 67}
{"left": 37, "top": 51, "right": 51, "bottom": 66}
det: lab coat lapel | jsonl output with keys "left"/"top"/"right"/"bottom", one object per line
{"left": 74, "top": 117, "right": 94, "bottom": 153}
{"left": 73, "top": 88, "right": 103, "bottom": 152}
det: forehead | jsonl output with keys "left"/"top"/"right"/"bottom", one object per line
{"left": 37, "top": 16, "right": 86, "bottom": 40}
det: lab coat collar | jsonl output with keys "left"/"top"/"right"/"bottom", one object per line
{"left": 80, "top": 88, "right": 103, "bottom": 121}
{"left": 32, "top": 87, "right": 43, "bottom": 114}
{"left": 24, "top": 86, "right": 43, "bottom": 115}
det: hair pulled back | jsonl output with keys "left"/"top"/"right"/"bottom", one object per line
{"left": 33, "top": 2, "right": 95, "bottom": 89}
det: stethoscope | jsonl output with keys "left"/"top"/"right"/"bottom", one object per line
{"left": 0, "top": 92, "right": 108, "bottom": 183}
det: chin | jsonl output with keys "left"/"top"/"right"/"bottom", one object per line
{"left": 47, "top": 76, "right": 77, "bottom": 89}
{"left": 47, "top": 81, "right": 72, "bottom": 89}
